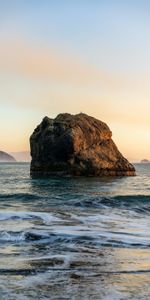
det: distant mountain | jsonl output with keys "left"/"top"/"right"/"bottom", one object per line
{"left": 10, "top": 151, "right": 31, "bottom": 162}
{"left": 0, "top": 151, "right": 16, "bottom": 162}
{"left": 141, "top": 159, "right": 150, "bottom": 163}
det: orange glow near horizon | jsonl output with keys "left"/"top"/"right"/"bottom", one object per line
{"left": 0, "top": 2, "right": 150, "bottom": 161}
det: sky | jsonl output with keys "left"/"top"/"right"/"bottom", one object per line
{"left": 0, "top": 0, "right": 150, "bottom": 161}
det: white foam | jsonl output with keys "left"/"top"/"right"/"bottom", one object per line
{"left": 0, "top": 211, "right": 60, "bottom": 224}
{"left": 0, "top": 231, "right": 25, "bottom": 242}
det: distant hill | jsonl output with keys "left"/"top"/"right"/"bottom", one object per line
{"left": 10, "top": 151, "right": 31, "bottom": 162}
{"left": 0, "top": 151, "right": 16, "bottom": 162}
{"left": 141, "top": 159, "right": 150, "bottom": 163}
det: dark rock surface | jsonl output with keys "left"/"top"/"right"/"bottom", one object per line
{"left": 0, "top": 151, "right": 16, "bottom": 162}
{"left": 30, "top": 113, "right": 135, "bottom": 176}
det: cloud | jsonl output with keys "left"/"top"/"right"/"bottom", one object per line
{"left": 1, "top": 36, "right": 150, "bottom": 157}
{"left": 0, "top": 37, "right": 120, "bottom": 88}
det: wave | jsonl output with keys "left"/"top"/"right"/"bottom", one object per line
{"left": 0, "top": 229, "right": 149, "bottom": 249}
{"left": 0, "top": 211, "right": 60, "bottom": 224}
{"left": 72, "top": 195, "right": 150, "bottom": 212}
{"left": 0, "top": 267, "right": 150, "bottom": 278}
{"left": 0, "top": 230, "right": 81, "bottom": 244}
{"left": 0, "top": 192, "right": 150, "bottom": 211}
{"left": 0, "top": 230, "right": 53, "bottom": 242}
{"left": 0, "top": 192, "right": 42, "bottom": 201}
{"left": 0, "top": 194, "right": 150, "bottom": 216}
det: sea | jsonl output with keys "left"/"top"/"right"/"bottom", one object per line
{"left": 0, "top": 162, "right": 150, "bottom": 300}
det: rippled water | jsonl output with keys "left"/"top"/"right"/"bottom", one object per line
{"left": 0, "top": 163, "right": 150, "bottom": 299}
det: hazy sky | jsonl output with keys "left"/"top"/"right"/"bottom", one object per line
{"left": 0, "top": 0, "right": 150, "bottom": 160}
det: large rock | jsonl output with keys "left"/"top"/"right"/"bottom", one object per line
{"left": 30, "top": 113, "right": 135, "bottom": 176}
{"left": 0, "top": 151, "right": 16, "bottom": 162}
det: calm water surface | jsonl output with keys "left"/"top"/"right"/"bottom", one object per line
{"left": 0, "top": 163, "right": 150, "bottom": 299}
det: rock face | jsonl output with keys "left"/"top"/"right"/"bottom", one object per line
{"left": 0, "top": 151, "right": 16, "bottom": 162}
{"left": 30, "top": 113, "right": 135, "bottom": 176}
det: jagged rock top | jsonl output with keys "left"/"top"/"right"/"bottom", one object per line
{"left": 30, "top": 113, "right": 135, "bottom": 176}
{"left": 0, "top": 151, "right": 16, "bottom": 162}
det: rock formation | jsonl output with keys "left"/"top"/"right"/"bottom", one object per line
{"left": 0, "top": 151, "right": 16, "bottom": 162}
{"left": 141, "top": 159, "right": 150, "bottom": 164}
{"left": 30, "top": 113, "right": 135, "bottom": 176}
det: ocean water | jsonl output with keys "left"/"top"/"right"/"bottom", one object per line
{"left": 0, "top": 163, "right": 150, "bottom": 300}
